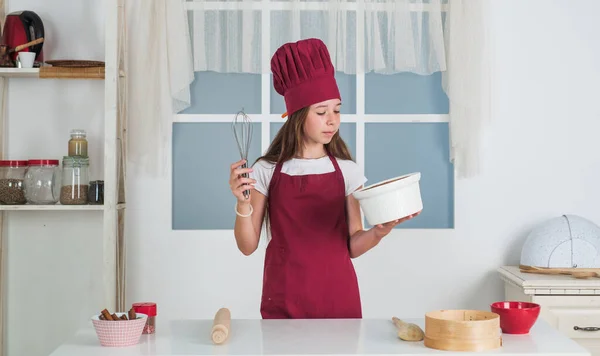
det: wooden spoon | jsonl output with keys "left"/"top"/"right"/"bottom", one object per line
{"left": 8, "top": 37, "right": 44, "bottom": 53}
{"left": 392, "top": 316, "right": 424, "bottom": 341}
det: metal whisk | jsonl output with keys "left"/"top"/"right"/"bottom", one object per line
{"left": 232, "top": 110, "right": 253, "bottom": 199}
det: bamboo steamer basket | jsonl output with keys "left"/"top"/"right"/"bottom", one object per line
{"left": 424, "top": 310, "right": 502, "bottom": 352}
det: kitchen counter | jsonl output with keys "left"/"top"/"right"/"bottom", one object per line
{"left": 50, "top": 317, "right": 590, "bottom": 356}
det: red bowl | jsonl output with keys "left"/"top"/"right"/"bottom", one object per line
{"left": 490, "top": 301, "right": 541, "bottom": 334}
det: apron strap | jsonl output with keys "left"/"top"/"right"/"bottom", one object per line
{"left": 327, "top": 153, "right": 346, "bottom": 197}
{"left": 327, "top": 153, "right": 341, "bottom": 173}
{"left": 269, "top": 158, "right": 284, "bottom": 192}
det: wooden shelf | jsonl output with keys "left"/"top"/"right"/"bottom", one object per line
{"left": 0, "top": 203, "right": 125, "bottom": 211}
{"left": 40, "top": 66, "right": 105, "bottom": 79}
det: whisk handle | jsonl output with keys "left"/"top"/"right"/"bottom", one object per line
{"left": 240, "top": 161, "right": 250, "bottom": 199}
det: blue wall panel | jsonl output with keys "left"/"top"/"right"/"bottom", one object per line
{"left": 365, "top": 72, "right": 449, "bottom": 114}
{"left": 364, "top": 123, "right": 454, "bottom": 229}
{"left": 180, "top": 72, "right": 262, "bottom": 115}
{"left": 172, "top": 122, "right": 262, "bottom": 230}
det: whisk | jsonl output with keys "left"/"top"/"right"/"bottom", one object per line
{"left": 232, "top": 110, "right": 253, "bottom": 199}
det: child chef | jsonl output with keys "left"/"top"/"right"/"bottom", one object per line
{"left": 229, "top": 38, "right": 420, "bottom": 319}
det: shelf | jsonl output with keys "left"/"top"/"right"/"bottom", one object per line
{"left": 0, "top": 203, "right": 126, "bottom": 211}
{"left": 0, "top": 67, "right": 116, "bottom": 79}
{"left": 0, "top": 68, "right": 40, "bottom": 78}
{"left": 39, "top": 66, "right": 105, "bottom": 79}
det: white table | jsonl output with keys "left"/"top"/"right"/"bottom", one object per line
{"left": 50, "top": 318, "right": 590, "bottom": 356}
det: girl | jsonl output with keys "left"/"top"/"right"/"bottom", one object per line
{"left": 228, "top": 38, "right": 420, "bottom": 319}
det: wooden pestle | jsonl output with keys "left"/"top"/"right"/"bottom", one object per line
{"left": 211, "top": 308, "right": 231, "bottom": 344}
{"left": 392, "top": 316, "right": 424, "bottom": 341}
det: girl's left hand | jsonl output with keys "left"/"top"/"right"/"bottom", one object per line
{"left": 371, "top": 210, "right": 422, "bottom": 239}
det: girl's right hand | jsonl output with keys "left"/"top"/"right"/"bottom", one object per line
{"left": 229, "top": 159, "right": 256, "bottom": 202}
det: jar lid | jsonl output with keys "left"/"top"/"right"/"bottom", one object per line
{"left": 132, "top": 302, "right": 157, "bottom": 317}
{"left": 70, "top": 129, "right": 86, "bottom": 136}
{"left": 27, "top": 159, "right": 59, "bottom": 166}
{"left": 0, "top": 160, "right": 28, "bottom": 167}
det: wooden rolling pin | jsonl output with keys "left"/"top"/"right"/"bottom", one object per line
{"left": 392, "top": 316, "right": 424, "bottom": 341}
{"left": 211, "top": 308, "right": 231, "bottom": 344}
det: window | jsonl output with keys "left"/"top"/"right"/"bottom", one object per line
{"left": 173, "top": 0, "right": 454, "bottom": 230}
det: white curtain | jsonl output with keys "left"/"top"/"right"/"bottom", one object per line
{"left": 364, "top": 0, "right": 446, "bottom": 75}
{"left": 189, "top": 0, "right": 446, "bottom": 75}
{"left": 126, "top": 0, "right": 194, "bottom": 176}
{"left": 183, "top": 0, "right": 491, "bottom": 178}
{"left": 441, "top": 0, "right": 492, "bottom": 179}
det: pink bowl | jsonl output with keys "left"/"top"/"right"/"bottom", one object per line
{"left": 490, "top": 301, "right": 540, "bottom": 334}
{"left": 91, "top": 312, "right": 148, "bottom": 347}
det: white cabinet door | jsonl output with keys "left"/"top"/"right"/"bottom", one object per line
{"left": 532, "top": 296, "right": 600, "bottom": 356}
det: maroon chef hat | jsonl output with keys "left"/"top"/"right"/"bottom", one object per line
{"left": 271, "top": 38, "right": 341, "bottom": 118}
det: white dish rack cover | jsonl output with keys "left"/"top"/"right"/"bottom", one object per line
{"left": 520, "top": 215, "right": 600, "bottom": 268}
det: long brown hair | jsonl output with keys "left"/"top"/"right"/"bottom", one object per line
{"left": 253, "top": 106, "right": 354, "bottom": 241}
{"left": 255, "top": 106, "right": 354, "bottom": 165}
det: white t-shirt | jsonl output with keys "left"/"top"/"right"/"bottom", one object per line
{"left": 250, "top": 157, "right": 367, "bottom": 197}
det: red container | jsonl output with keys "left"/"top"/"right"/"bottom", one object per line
{"left": 491, "top": 301, "right": 540, "bottom": 334}
{"left": 132, "top": 302, "right": 156, "bottom": 334}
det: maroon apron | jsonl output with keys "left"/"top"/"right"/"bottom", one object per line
{"left": 260, "top": 153, "right": 362, "bottom": 319}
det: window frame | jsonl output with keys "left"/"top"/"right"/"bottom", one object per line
{"left": 175, "top": 1, "right": 454, "bottom": 230}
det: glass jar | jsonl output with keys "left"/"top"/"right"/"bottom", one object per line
{"left": 60, "top": 156, "right": 89, "bottom": 205}
{"left": 132, "top": 302, "right": 156, "bottom": 334}
{"left": 0, "top": 160, "right": 27, "bottom": 204}
{"left": 88, "top": 180, "right": 104, "bottom": 204}
{"left": 24, "top": 160, "right": 60, "bottom": 204}
{"left": 68, "top": 129, "right": 88, "bottom": 157}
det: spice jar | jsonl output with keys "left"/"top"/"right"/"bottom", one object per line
{"left": 24, "top": 160, "right": 61, "bottom": 204}
{"left": 68, "top": 129, "right": 88, "bottom": 157}
{"left": 88, "top": 180, "right": 104, "bottom": 204}
{"left": 0, "top": 160, "right": 27, "bottom": 204}
{"left": 60, "top": 156, "right": 89, "bottom": 205}
{"left": 132, "top": 302, "right": 156, "bottom": 334}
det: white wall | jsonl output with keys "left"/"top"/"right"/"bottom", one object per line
{"left": 6, "top": 0, "right": 600, "bottom": 356}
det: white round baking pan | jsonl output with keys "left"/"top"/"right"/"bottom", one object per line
{"left": 352, "top": 172, "right": 423, "bottom": 226}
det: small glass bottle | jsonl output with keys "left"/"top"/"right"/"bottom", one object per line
{"left": 133, "top": 302, "right": 156, "bottom": 334}
{"left": 88, "top": 180, "right": 104, "bottom": 204}
{"left": 68, "top": 129, "right": 88, "bottom": 157}
{"left": 60, "top": 156, "right": 89, "bottom": 205}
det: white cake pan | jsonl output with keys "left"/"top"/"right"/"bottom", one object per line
{"left": 352, "top": 172, "right": 423, "bottom": 226}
